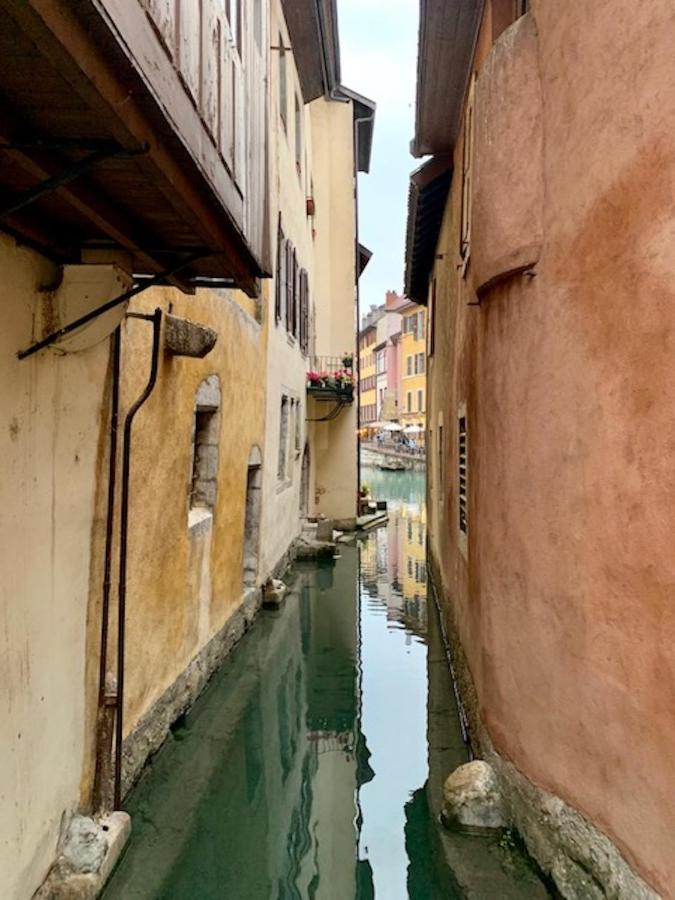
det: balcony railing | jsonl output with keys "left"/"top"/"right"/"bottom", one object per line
{"left": 307, "top": 356, "right": 354, "bottom": 401}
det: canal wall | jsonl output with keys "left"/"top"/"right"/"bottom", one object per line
{"left": 361, "top": 443, "right": 426, "bottom": 472}
{"left": 119, "top": 537, "right": 301, "bottom": 798}
{"left": 426, "top": 550, "right": 658, "bottom": 900}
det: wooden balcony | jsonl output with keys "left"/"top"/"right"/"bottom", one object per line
{"left": 0, "top": 0, "right": 269, "bottom": 294}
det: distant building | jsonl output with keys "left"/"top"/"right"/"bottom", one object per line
{"left": 398, "top": 300, "right": 427, "bottom": 436}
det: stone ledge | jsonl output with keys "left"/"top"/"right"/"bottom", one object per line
{"left": 34, "top": 812, "right": 130, "bottom": 900}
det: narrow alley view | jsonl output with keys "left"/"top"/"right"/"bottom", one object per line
{"left": 2, "top": 0, "right": 674, "bottom": 898}
{"left": 102, "top": 468, "right": 545, "bottom": 899}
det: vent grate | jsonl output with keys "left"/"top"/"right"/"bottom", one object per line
{"left": 458, "top": 416, "right": 468, "bottom": 534}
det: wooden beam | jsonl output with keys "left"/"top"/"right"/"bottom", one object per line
{"left": 0, "top": 0, "right": 261, "bottom": 296}
{"left": 0, "top": 114, "right": 195, "bottom": 292}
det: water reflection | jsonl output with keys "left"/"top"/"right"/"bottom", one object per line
{"left": 103, "top": 468, "right": 459, "bottom": 899}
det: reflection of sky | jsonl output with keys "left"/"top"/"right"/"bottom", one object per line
{"left": 358, "top": 468, "right": 428, "bottom": 898}
{"left": 358, "top": 583, "right": 428, "bottom": 899}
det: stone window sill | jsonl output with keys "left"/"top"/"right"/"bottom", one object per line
{"left": 188, "top": 506, "right": 213, "bottom": 536}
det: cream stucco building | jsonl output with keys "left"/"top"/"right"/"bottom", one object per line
{"left": 0, "top": 0, "right": 372, "bottom": 896}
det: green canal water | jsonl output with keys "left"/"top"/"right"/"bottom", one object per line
{"left": 103, "top": 469, "right": 545, "bottom": 899}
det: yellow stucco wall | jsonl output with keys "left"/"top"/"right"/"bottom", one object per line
{"left": 0, "top": 234, "right": 111, "bottom": 899}
{"left": 81, "top": 283, "right": 267, "bottom": 803}
{"left": 309, "top": 97, "right": 358, "bottom": 521}
{"left": 400, "top": 305, "right": 427, "bottom": 430}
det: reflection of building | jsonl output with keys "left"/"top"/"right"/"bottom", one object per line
{"left": 358, "top": 469, "right": 427, "bottom": 638}
{"left": 106, "top": 548, "right": 368, "bottom": 899}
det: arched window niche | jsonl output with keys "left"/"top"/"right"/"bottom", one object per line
{"left": 242, "top": 446, "right": 263, "bottom": 587}
{"left": 188, "top": 375, "right": 221, "bottom": 531}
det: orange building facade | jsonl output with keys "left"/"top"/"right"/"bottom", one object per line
{"left": 406, "top": 1, "right": 675, "bottom": 897}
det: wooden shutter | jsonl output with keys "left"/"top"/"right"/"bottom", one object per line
{"left": 275, "top": 216, "right": 283, "bottom": 322}
{"left": 299, "top": 269, "right": 308, "bottom": 353}
{"left": 285, "top": 241, "right": 293, "bottom": 332}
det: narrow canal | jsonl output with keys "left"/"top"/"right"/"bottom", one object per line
{"left": 103, "top": 468, "right": 546, "bottom": 899}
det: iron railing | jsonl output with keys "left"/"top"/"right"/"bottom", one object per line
{"left": 307, "top": 355, "right": 354, "bottom": 398}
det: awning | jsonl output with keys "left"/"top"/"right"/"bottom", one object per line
{"left": 404, "top": 156, "right": 453, "bottom": 305}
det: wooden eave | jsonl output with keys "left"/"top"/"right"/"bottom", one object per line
{"left": 404, "top": 156, "right": 453, "bottom": 305}
{"left": 413, "top": 0, "right": 483, "bottom": 157}
{"left": 281, "top": 0, "right": 340, "bottom": 102}
{"left": 0, "top": 0, "right": 266, "bottom": 295}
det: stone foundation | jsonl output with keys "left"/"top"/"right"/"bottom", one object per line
{"left": 121, "top": 538, "right": 301, "bottom": 797}
{"left": 427, "top": 549, "right": 659, "bottom": 900}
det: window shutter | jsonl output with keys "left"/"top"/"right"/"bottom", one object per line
{"left": 275, "top": 216, "right": 283, "bottom": 323}
{"left": 285, "top": 241, "right": 292, "bottom": 331}
{"left": 292, "top": 250, "right": 299, "bottom": 337}
{"left": 300, "top": 270, "right": 309, "bottom": 353}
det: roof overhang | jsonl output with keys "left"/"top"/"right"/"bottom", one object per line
{"left": 404, "top": 155, "right": 453, "bottom": 304}
{"left": 282, "top": 0, "right": 341, "bottom": 102}
{"left": 0, "top": 0, "right": 264, "bottom": 294}
{"left": 358, "top": 243, "right": 373, "bottom": 277}
{"left": 413, "top": 0, "right": 483, "bottom": 157}
{"left": 338, "top": 87, "right": 376, "bottom": 174}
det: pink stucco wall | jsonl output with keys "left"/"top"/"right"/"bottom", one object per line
{"left": 427, "top": 2, "right": 675, "bottom": 894}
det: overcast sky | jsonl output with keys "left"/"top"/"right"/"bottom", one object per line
{"left": 338, "top": 0, "right": 420, "bottom": 311}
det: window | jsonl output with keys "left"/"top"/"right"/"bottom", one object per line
{"left": 438, "top": 423, "right": 444, "bottom": 506}
{"left": 415, "top": 353, "right": 425, "bottom": 375}
{"left": 417, "top": 389, "right": 424, "bottom": 412}
{"left": 418, "top": 311, "right": 425, "bottom": 339}
{"left": 189, "top": 376, "right": 221, "bottom": 519}
{"left": 279, "top": 33, "right": 287, "bottom": 129}
{"left": 406, "top": 355, "right": 413, "bottom": 376}
{"left": 294, "top": 95, "right": 302, "bottom": 174}
{"left": 458, "top": 415, "right": 468, "bottom": 534}
{"left": 460, "top": 75, "right": 476, "bottom": 268}
{"left": 275, "top": 217, "right": 285, "bottom": 323}
{"left": 428, "top": 279, "right": 436, "bottom": 357}
{"left": 278, "top": 396, "right": 290, "bottom": 480}
{"left": 407, "top": 391, "right": 412, "bottom": 413}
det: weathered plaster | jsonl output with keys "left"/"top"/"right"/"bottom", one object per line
{"left": 0, "top": 234, "right": 110, "bottom": 900}
{"left": 425, "top": 1, "right": 675, "bottom": 894}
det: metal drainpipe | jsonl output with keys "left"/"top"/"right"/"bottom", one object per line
{"left": 113, "top": 307, "right": 163, "bottom": 809}
{"left": 93, "top": 326, "right": 121, "bottom": 812}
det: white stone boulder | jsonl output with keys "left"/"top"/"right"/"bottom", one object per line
{"left": 441, "top": 760, "right": 507, "bottom": 832}
{"left": 263, "top": 577, "right": 287, "bottom": 608}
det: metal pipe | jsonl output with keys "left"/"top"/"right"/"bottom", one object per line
{"left": 113, "top": 308, "right": 163, "bottom": 809}
{"left": 92, "top": 326, "right": 121, "bottom": 811}
{"left": 17, "top": 251, "right": 205, "bottom": 360}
